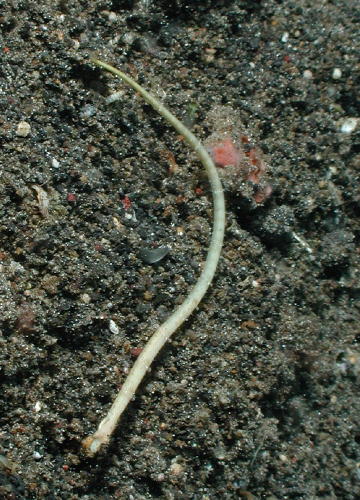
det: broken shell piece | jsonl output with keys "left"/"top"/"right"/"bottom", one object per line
{"left": 138, "top": 246, "right": 170, "bottom": 264}
{"left": 32, "top": 185, "right": 49, "bottom": 218}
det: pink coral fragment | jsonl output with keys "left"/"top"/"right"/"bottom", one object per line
{"left": 204, "top": 105, "right": 272, "bottom": 204}
{"left": 207, "top": 138, "right": 241, "bottom": 168}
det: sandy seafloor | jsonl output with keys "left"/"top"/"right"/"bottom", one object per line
{"left": 0, "top": 1, "right": 359, "bottom": 498}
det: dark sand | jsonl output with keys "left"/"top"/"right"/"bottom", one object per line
{"left": 0, "top": 1, "right": 359, "bottom": 498}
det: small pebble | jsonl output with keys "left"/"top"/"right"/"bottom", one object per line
{"left": 303, "top": 69, "right": 313, "bottom": 80}
{"left": 34, "top": 401, "right": 42, "bottom": 412}
{"left": 16, "top": 120, "right": 31, "bottom": 137}
{"left": 106, "top": 92, "right": 124, "bottom": 104}
{"left": 51, "top": 158, "right": 60, "bottom": 168}
{"left": 213, "top": 446, "right": 227, "bottom": 460}
{"left": 169, "top": 462, "right": 184, "bottom": 476}
{"left": 80, "top": 104, "right": 96, "bottom": 118}
{"left": 80, "top": 293, "right": 91, "bottom": 304}
{"left": 340, "top": 117, "right": 358, "bottom": 134}
{"left": 0, "top": 455, "right": 14, "bottom": 470}
{"left": 332, "top": 67, "right": 342, "bottom": 79}
{"left": 108, "top": 11, "right": 117, "bottom": 22}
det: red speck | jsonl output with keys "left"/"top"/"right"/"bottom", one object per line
{"left": 176, "top": 195, "right": 186, "bottom": 204}
{"left": 195, "top": 186, "right": 204, "bottom": 195}
{"left": 3, "top": 47, "right": 10, "bottom": 53}
{"left": 130, "top": 347, "right": 143, "bottom": 358}
{"left": 12, "top": 425, "right": 26, "bottom": 434}
{"left": 240, "top": 135, "right": 250, "bottom": 144}
{"left": 253, "top": 184, "right": 272, "bottom": 204}
{"left": 248, "top": 148, "right": 260, "bottom": 166}
{"left": 246, "top": 148, "right": 267, "bottom": 184}
{"left": 94, "top": 243, "right": 103, "bottom": 252}
{"left": 121, "top": 195, "right": 131, "bottom": 211}
{"left": 66, "top": 193, "right": 76, "bottom": 202}
{"left": 161, "top": 149, "right": 179, "bottom": 174}
{"left": 207, "top": 138, "right": 241, "bottom": 168}
{"left": 62, "top": 465, "right": 69, "bottom": 471}
{"left": 283, "top": 55, "right": 291, "bottom": 63}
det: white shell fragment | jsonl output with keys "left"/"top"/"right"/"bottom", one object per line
{"left": 109, "top": 319, "right": 119, "bottom": 335}
{"left": 16, "top": 120, "right": 31, "bottom": 137}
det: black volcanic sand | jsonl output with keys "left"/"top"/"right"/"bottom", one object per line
{"left": 0, "top": 1, "right": 359, "bottom": 498}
